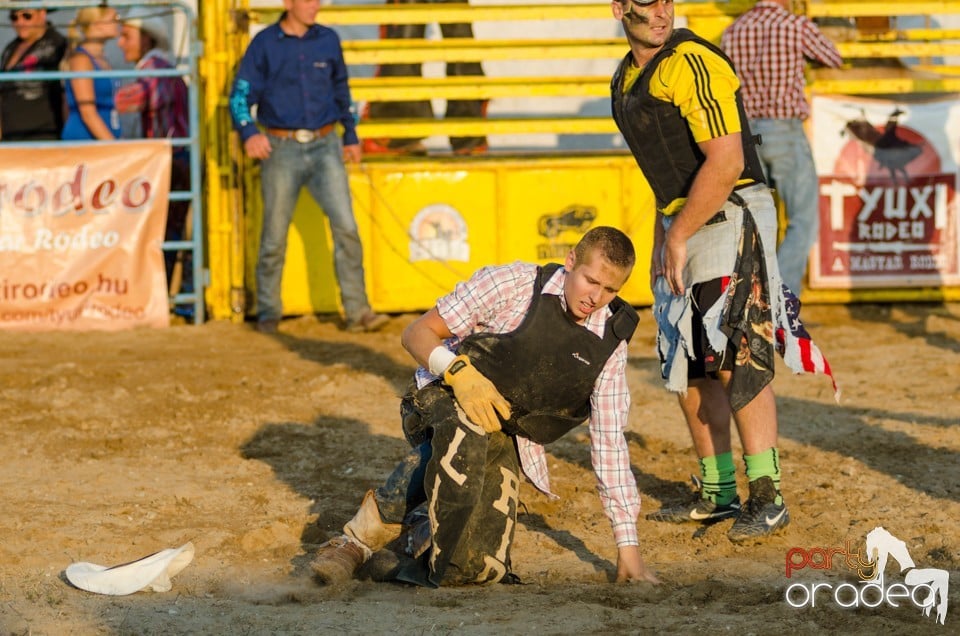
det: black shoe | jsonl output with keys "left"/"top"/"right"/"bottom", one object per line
{"left": 728, "top": 476, "right": 790, "bottom": 543}
{"left": 646, "top": 476, "right": 741, "bottom": 524}
{"left": 357, "top": 548, "right": 406, "bottom": 582}
{"left": 345, "top": 311, "right": 389, "bottom": 333}
{"left": 255, "top": 319, "right": 279, "bottom": 334}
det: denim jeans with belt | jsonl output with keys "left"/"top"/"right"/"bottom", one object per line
{"left": 257, "top": 131, "right": 371, "bottom": 322}
{"left": 750, "top": 118, "right": 820, "bottom": 296}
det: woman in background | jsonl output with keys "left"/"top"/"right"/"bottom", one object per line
{"left": 61, "top": 5, "right": 119, "bottom": 140}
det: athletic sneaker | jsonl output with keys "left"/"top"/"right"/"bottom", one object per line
{"left": 646, "top": 476, "right": 742, "bottom": 524}
{"left": 727, "top": 476, "right": 790, "bottom": 542}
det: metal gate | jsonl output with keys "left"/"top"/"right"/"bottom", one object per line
{"left": 205, "top": 1, "right": 960, "bottom": 318}
{"left": 0, "top": 0, "right": 205, "bottom": 322}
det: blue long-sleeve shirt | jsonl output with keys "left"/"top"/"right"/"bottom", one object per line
{"left": 228, "top": 20, "right": 358, "bottom": 146}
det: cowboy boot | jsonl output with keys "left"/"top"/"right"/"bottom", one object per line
{"left": 311, "top": 490, "right": 402, "bottom": 585}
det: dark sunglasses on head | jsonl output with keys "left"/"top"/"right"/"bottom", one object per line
{"left": 10, "top": 11, "right": 36, "bottom": 22}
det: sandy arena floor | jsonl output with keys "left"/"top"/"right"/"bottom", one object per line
{"left": 0, "top": 302, "right": 957, "bottom": 635}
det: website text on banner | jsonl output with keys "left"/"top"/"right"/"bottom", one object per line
{"left": 0, "top": 141, "right": 172, "bottom": 331}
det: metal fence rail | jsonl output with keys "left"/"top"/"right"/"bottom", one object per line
{"left": 0, "top": 0, "right": 205, "bottom": 323}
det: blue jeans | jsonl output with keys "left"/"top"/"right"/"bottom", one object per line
{"left": 257, "top": 132, "right": 371, "bottom": 322}
{"left": 750, "top": 118, "right": 819, "bottom": 295}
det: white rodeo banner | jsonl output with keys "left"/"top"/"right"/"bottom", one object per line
{"left": 0, "top": 140, "right": 172, "bottom": 330}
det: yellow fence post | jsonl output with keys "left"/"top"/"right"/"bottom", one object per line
{"left": 201, "top": 0, "right": 251, "bottom": 321}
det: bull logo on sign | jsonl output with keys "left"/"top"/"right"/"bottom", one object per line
{"left": 841, "top": 108, "right": 923, "bottom": 185}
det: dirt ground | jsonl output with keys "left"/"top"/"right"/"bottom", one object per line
{"left": 0, "top": 302, "right": 957, "bottom": 635}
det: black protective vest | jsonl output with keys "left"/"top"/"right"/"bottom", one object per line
{"left": 610, "top": 28, "right": 765, "bottom": 211}
{"left": 457, "top": 263, "right": 638, "bottom": 444}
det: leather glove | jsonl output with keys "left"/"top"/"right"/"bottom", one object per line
{"left": 443, "top": 355, "right": 511, "bottom": 433}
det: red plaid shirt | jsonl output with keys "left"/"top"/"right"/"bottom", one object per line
{"left": 721, "top": 0, "right": 842, "bottom": 120}
{"left": 115, "top": 50, "right": 188, "bottom": 140}
{"left": 417, "top": 261, "right": 641, "bottom": 546}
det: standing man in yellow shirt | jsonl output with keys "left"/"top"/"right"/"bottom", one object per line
{"left": 609, "top": 0, "right": 833, "bottom": 541}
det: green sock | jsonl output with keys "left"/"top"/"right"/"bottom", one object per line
{"left": 744, "top": 447, "right": 783, "bottom": 505}
{"left": 699, "top": 452, "right": 737, "bottom": 505}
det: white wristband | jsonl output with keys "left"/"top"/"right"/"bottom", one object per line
{"left": 428, "top": 346, "right": 457, "bottom": 377}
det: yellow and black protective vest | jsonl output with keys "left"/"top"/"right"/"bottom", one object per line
{"left": 610, "top": 28, "right": 766, "bottom": 211}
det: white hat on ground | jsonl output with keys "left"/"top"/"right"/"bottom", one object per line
{"left": 65, "top": 542, "right": 194, "bottom": 595}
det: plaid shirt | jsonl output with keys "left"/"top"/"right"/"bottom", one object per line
{"left": 415, "top": 261, "right": 641, "bottom": 547}
{"left": 721, "top": 0, "right": 842, "bottom": 120}
{"left": 115, "top": 50, "right": 188, "bottom": 140}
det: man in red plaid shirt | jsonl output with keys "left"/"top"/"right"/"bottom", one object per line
{"left": 722, "top": 0, "right": 842, "bottom": 297}
{"left": 115, "top": 8, "right": 188, "bottom": 147}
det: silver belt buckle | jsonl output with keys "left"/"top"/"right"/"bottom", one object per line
{"left": 294, "top": 129, "right": 314, "bottom": 143}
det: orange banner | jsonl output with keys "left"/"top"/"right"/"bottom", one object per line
{"left": 0, "top": 141, "right": 171, "bottom": 330}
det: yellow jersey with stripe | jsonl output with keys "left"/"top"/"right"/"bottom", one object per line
{"left": 611, "top": 29, "right": 764, "bottom": 215}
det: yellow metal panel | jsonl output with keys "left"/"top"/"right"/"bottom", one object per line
{"left": 849, "top": 29, "right": 960, "bottom": 41}
{"left": 359, "top": 164, "right": 501, "bottom": 312}
{"left": 249, "top": 154, "right": 960, "bottom": 314}
{"left": 251, "top": 5, "right": 586, "bottom": 26}
{"left": 358, "top": 117, "right": 619, "bottom": 139}
{"left": 275, "top": 191, "right": 339, "bottom": 316}
{"left": 254, "top": 4, "right": 609, "bottom": 26}
{"left": 498, "top": 166, "right": 631, "bottom": 260}
{"left": 804, "top": 287, "right": 960, "bottom": 303}
{"left": 496, "top": 162, "right": 655, "bottom": 306}
{"left": 250, "top": 2, "right": 753, "bottom": 28}
{"left": 838, "top": 42, "right": 960, "bottom": 57}
{"left": 343, "top": 39, "right": 625, "bottom": 65}
{"left": 269, "top": 156, "right": 657, "bottom": 315}
{"left": 203, "top": 0, "right": 251, "bottom": 322}
{"left": 813, "top": 77, "right": 960, "bottom": 93}
{"left": 217, "top": 0, "right": 960, "bottom": 319}
{"left": 685, "top": 15, "right": 734, "bottom": 45}
{"left": 350, "top": 76, "right": 610, "bottom": 101}
{"left": 807, "top": 2, "right": 960, "bottom": 18}
{"left": 276, "top": 163, "right": 499, "bottom": 315}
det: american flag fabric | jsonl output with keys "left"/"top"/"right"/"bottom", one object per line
{"left": 776, "top": 286, "right": 841, "bottom": 401}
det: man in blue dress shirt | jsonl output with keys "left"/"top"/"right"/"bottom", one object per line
{"left": 229, "top": 0, "right": 389, "bottom": 334}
